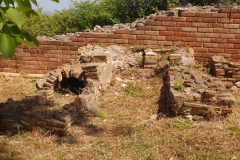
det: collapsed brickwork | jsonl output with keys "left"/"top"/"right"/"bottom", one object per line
{"left": 0, "top": 44, "right": 238, "bottom": 135}
{"left": 0, "top": 45, "right": 114, "bottom": 135}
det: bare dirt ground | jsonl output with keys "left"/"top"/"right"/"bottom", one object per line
{"left": 0, "top": 70, "right": 240, "bottom": 160}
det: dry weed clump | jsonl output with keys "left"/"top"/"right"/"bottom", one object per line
{"left": 0, "top": 73, "right": 239, "bottom": 159}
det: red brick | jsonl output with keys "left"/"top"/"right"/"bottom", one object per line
{"left": 176, "top": 22, "right": 191, "bottom": 27}
{"left": 55, "top": 46, "right": 70, "bottom": 50}
{"left": 166, "top": 27, "right": 181, "bottom": 31}
{"left": 58, "top": 55, "right": 71, "bottom": 59}
{"left": 223, "top": 24, "right": 239, "bottom": 29}
{"left": 114, "top": 39, "right": 128, "bottom": 44}
{"left": 129, "top": 40, "right": 143, "bottom": 45}
{"left": 235, "top": 44, "right": 240, "bottom": 49}
{"left": 194, "top": 52, "right": 202, "bottom": 57}
{"left": 204, "top": 43, "right": 219, "bottom": 48}
{"left": 80, "top": 32, "right": 93, "bottom": 38}
{"left": 228, "top": 39, "right": 240, "bottom": 44}
{"left": 166, "top": 36, "right": 181, "bottom": 41}
{"left": 197, "top": 12, "right": 211, "bottom": 17}
{"left": 218, "top": 18, "right": 233, "bottom": 23}
{"left": 173, "top": 41, "right": 188, "bottom": 46}
{"left": 197, "top": 38, "right": 211, "bottom": 43}
{"left": 151, "top": 26, "right": 166, "bottom": 31}
{"left": 63, "top": 42, "right": 77, "bottom": 46}
{"left": 186, "top": 17, "right": 201, "bottom": 22}
{"left": 236, "top": 34, "right": 240, "bottom": 38}
{"left": 129, "top": 30, "right": 144, "bottom": 35}
{"left": 145, "top": 31, "right": 159, "bottom": 36}
{"left": 207, "top": 23, "right": 222, "bottom": 28}
{"left": 231, "top": 54, "right": 240, "bottom": 58}
{"left": 71, "top": 37, "right": 85, "bottom": 42}
{"left": 44, "top": 54, "right": 57, "bottom": 58}
{"left": 174, "top": 31, "right": 190, "bottom": 38}
{"left": 143, "top": 40, "right": 157, "bottom": 45}
{"left": 39, "top": 41, "right": 63, "bottom": 45}
{"left": 182, "top": 37, "right": 195, "bottom": 42}
{"left": 198, "top": 28, "right": 213, "bottom": 33}
{"left": 162, "top": 21, "right": 176, "bottom": 26}
{"left": 62, "top": 51, "right": 76, "bottom": 55}
{"left": 62, "top": 59, "right": 73, "bottom": 64}
{"left": 77, "top": 42, "right": 87, "bottom": 47}
{"left": 136, "top": 26, "right": 152, "bottom": 30}
{"left": 213, "top": 28, "right": 229, "bottom": 33}
{"left": 43, "top": 45, "right": 56, "bottom": 50}
{"left": 194, "top": 47, "right": 208, "bottom": 52}
{"left": 21, "top": 65, "right": 34, "bottom": 69}
{"left": 204, "top": 33, "right": 219, "bottom": 38}
{"left": 201, "top": 18, "right": 217, "bottom": 23}
{"left": 229, "top": 29, "right": 240, "bottom": 34}
{"left": 219, "top": 8, "right": 231, "bottom": 13}
{"left": 201, "top": 53, "right": 217, "bottom": 58}
{"left": 172, "top": 17, "right": 186, "bottom": 21}
{"left": 233, "top": 19, "right": 240, "bottom": 24}
{"left": 188, "top": 42, "right": 203, "bottom": 47}
{"left": 107, "top": 34, "right": 122, "bottom": 39}
{"left": 101, "top": 39, "right": 113, "bottom": 43}
{"left": 151, "top": 36, "right": 165, "bottom": 41}
{"left": 49, "top": 58, "right": 62, "bottom": 62}
{"left": 219, "top": 44, "right": 234, "bottom": 49}
{"left": 158, "top": 41, "right": 172, "bottom": 46}
{"left": 231, "top": 13, "right": 240, "bottom": 19}
{"left": 181, "top": 27, "right": 197, "bottom": 32}
{"left": 93, "top": 33, "right": 108, "bottom": 38}
{"left": 22, "top": 57, "right": 36, "bottom": 61}
{"left": 36, "top": 49, "right": 49, "bottom": 54}
{"left": 192, "top": 23, "right": 207, "bottom": 28}
{"left": 189, "top": 33, "right": 205, "bottom": 38}
{"left": 145, "top": 20, "right": 161, "bottom": 26}
{"left": 159, "top": 31, "right": 174, "bottom": 36}
{"left": 18, "top": 52, "right": 30, "bottom": 57}
{"left": 85, "top": 38, "right": 101, "bottom": 43}
{"left": 179, "top": 11, "right": 196, "bottom": 17}
{"left": 122, "top": 34, "right": 136, "bottom": 39}
{"left": 136, "top": 35, "right": 151, "bottom": 40}
{"left": 155, "top": 16, "right": 171, "bottom": 21}
{"left": 212, "top": 38, "right": 227, "bottom": 43}
{"left": 224, "top": 49, "right": 239, "bottom": 54}
{"left": 28, "top": 61, "right": 41, "bottom": 65}
{"left": 211, "top": 13, "right": 227, "bottom": 18}
{"left": 220, "top": 34, "right": 235, "bottom": 39}
{"left": 34, "top": 65, "right": 47, "bottom": 70}
{"left": 115, "top": 30, "right": 129, "bottom": 34}
{"left": 209, "top": 48, "right": 224, "bottom": 53}
{"left": 70, "top": 46, "right": 79, "bottom": 51}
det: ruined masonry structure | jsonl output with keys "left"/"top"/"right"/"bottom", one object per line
{"left": 1, "top": 7, "right": 240, "bottom": 73}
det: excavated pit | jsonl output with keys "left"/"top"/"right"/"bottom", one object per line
{"left": 0, "top": 44, "right": 239, "bottom": 136}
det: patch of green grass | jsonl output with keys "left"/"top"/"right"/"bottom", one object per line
{"left": 123, "top": 82, "right": 142, "bottom": 96}
{"left": 96, "top": 111, "right": 106, "bottom": 118}
{"left": 174, "top": 81, "right": 185, "bottom": 92}
{"left": 227, "top": 126, "right": 240, "bottom": 135}
{"left": 170, "top": 117, "right": 192, "bottom": 130}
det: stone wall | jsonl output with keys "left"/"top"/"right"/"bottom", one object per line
{"left": 1, "top": 7, "right": 240, "bottom": 74}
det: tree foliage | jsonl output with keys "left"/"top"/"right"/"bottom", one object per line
{"left": 0, "top": 0, "right": 59, "bottom": 58}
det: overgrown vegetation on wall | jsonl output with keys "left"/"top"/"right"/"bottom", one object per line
{"left": 23, "top": 0, "right": 240, "bottom": 37}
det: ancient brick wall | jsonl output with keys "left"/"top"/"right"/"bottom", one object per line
{"left": 1, "top": 8, "right": 240, "bottom": 74}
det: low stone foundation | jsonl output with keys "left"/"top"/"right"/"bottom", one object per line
{"left": 209, "top": 56, "right": 240, "bottom": 89}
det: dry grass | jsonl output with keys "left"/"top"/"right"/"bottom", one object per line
{"left": 0, "top": 71, "right": 240, "bottom": 160}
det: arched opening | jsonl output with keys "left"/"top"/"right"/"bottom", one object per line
{"left": 55, "top": 77, "right": 86, "bottom": 95}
